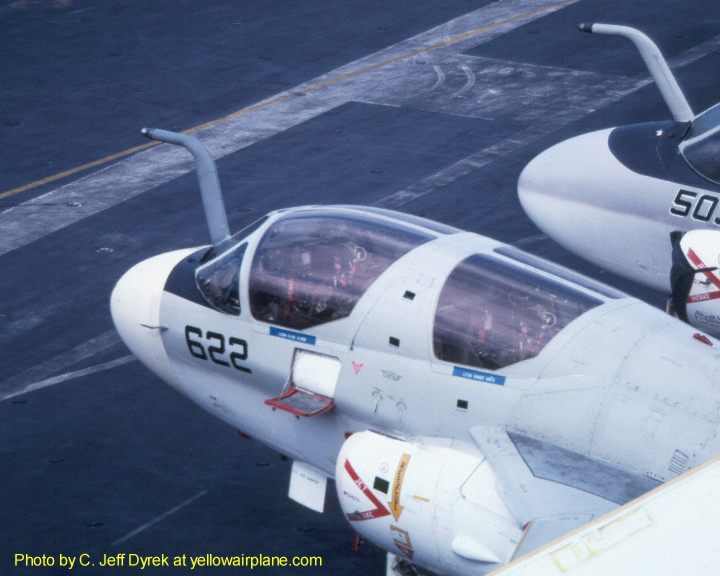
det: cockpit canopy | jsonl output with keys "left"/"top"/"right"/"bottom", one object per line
{"left": 682, "top": 102, "right": 720, "bottom": 184}
{"left": 434, "top": 254, "right": 602, "bottom": 370}
{"left": 189, "top": 205, "right": 604, "bottom": 369}
{"left": 248, "top": 210, "right": 435, "bottom": 330}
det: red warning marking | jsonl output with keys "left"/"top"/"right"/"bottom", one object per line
{"left": 687, "top": 249, "right": 720, "bottom": 290}
{"left": 688, "top": 290, "right": 720, "bottom": 304}
{"left": 694, "top": 333, "right": 714, "bottom": 347}
{"left": 344, "top": 459, "right": 391, "bottom": 521}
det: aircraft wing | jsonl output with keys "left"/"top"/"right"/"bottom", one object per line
{"left": 489, "top": 453, "right": 720, "bottom": 575}
{"left": 470, "top": 426, "right": 660, "bottom": 557}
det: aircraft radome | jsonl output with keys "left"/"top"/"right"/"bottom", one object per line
{"left": 519, "top": 23, "right": 720, "bottom": 340}
{"left": 112, "top": 127, "right": 720, "bottom": 576}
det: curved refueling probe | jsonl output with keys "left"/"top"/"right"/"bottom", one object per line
{"left": 141, "top": 128, "right": 231, "bottom": 247}
{"left": 578, "top": 23, "right": 694, "bottom": 123}
{"left": 578, "top": 25, "right": 711, "bottom": 327}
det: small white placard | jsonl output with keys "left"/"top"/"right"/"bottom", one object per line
{"left": 289, "top": 460, "right": 327, "bottom": 513}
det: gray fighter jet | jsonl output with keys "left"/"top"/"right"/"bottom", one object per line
{"left": 112, "top": 128, "right": 720, "bottom": 576}
{"left": 518, "top": 24, "right": 720, "bottom": 339}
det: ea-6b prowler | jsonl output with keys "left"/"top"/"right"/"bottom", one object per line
{"left": 112, "top": 128, "right": 720, "bottom": 576}
{"left": 519, "top": 23, "right": 720, "bottom": 339}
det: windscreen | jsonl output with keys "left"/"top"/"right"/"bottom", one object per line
{"left": 683, "top": 128, "right": 720, "bottom": 184}
{"left": 434, "top": 254, "right": 602, "bottom": 370}
{"left": 195, "top": 243, "right": 247, "bottom": 315}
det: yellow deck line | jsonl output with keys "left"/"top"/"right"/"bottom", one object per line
{"left": 0, "top": 1, "right": 572, "bottom": 202}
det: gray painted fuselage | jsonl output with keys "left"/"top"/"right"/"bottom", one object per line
{"left": 114, "top": 207, "right": 720, "bottom": 495}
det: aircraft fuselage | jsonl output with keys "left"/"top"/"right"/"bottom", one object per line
{"left": 112, "top": 210, "right": 720, "bottom": 487}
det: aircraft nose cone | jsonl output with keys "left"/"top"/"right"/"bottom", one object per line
{"left": 518, "top": 141, "right": 557, "bottom": 222}
{"left": 518, "top": 127, "right": 674, "bottom": 290}
{"left": 111, "top": 249, "right": 194, "bottom": 377}
{"left": 518, "top": 130, "right": 614, "bottom": 238}
{"left": 519, "top": 128, "right": 641, "bottom": 258}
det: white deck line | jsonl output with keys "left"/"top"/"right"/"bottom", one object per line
{"left": 0, "top": 0, "right": 576, "bottom": 258}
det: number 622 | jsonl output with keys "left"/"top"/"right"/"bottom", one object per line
{"left": 184, "top": 325, "right": 251, "bottom": 373}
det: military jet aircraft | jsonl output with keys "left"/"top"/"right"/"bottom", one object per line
{"left": 112, "top": 128, "right": 720, "bottom": 576}
{"left": 518, "top": 23, "right": 720, "bottom": 339}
